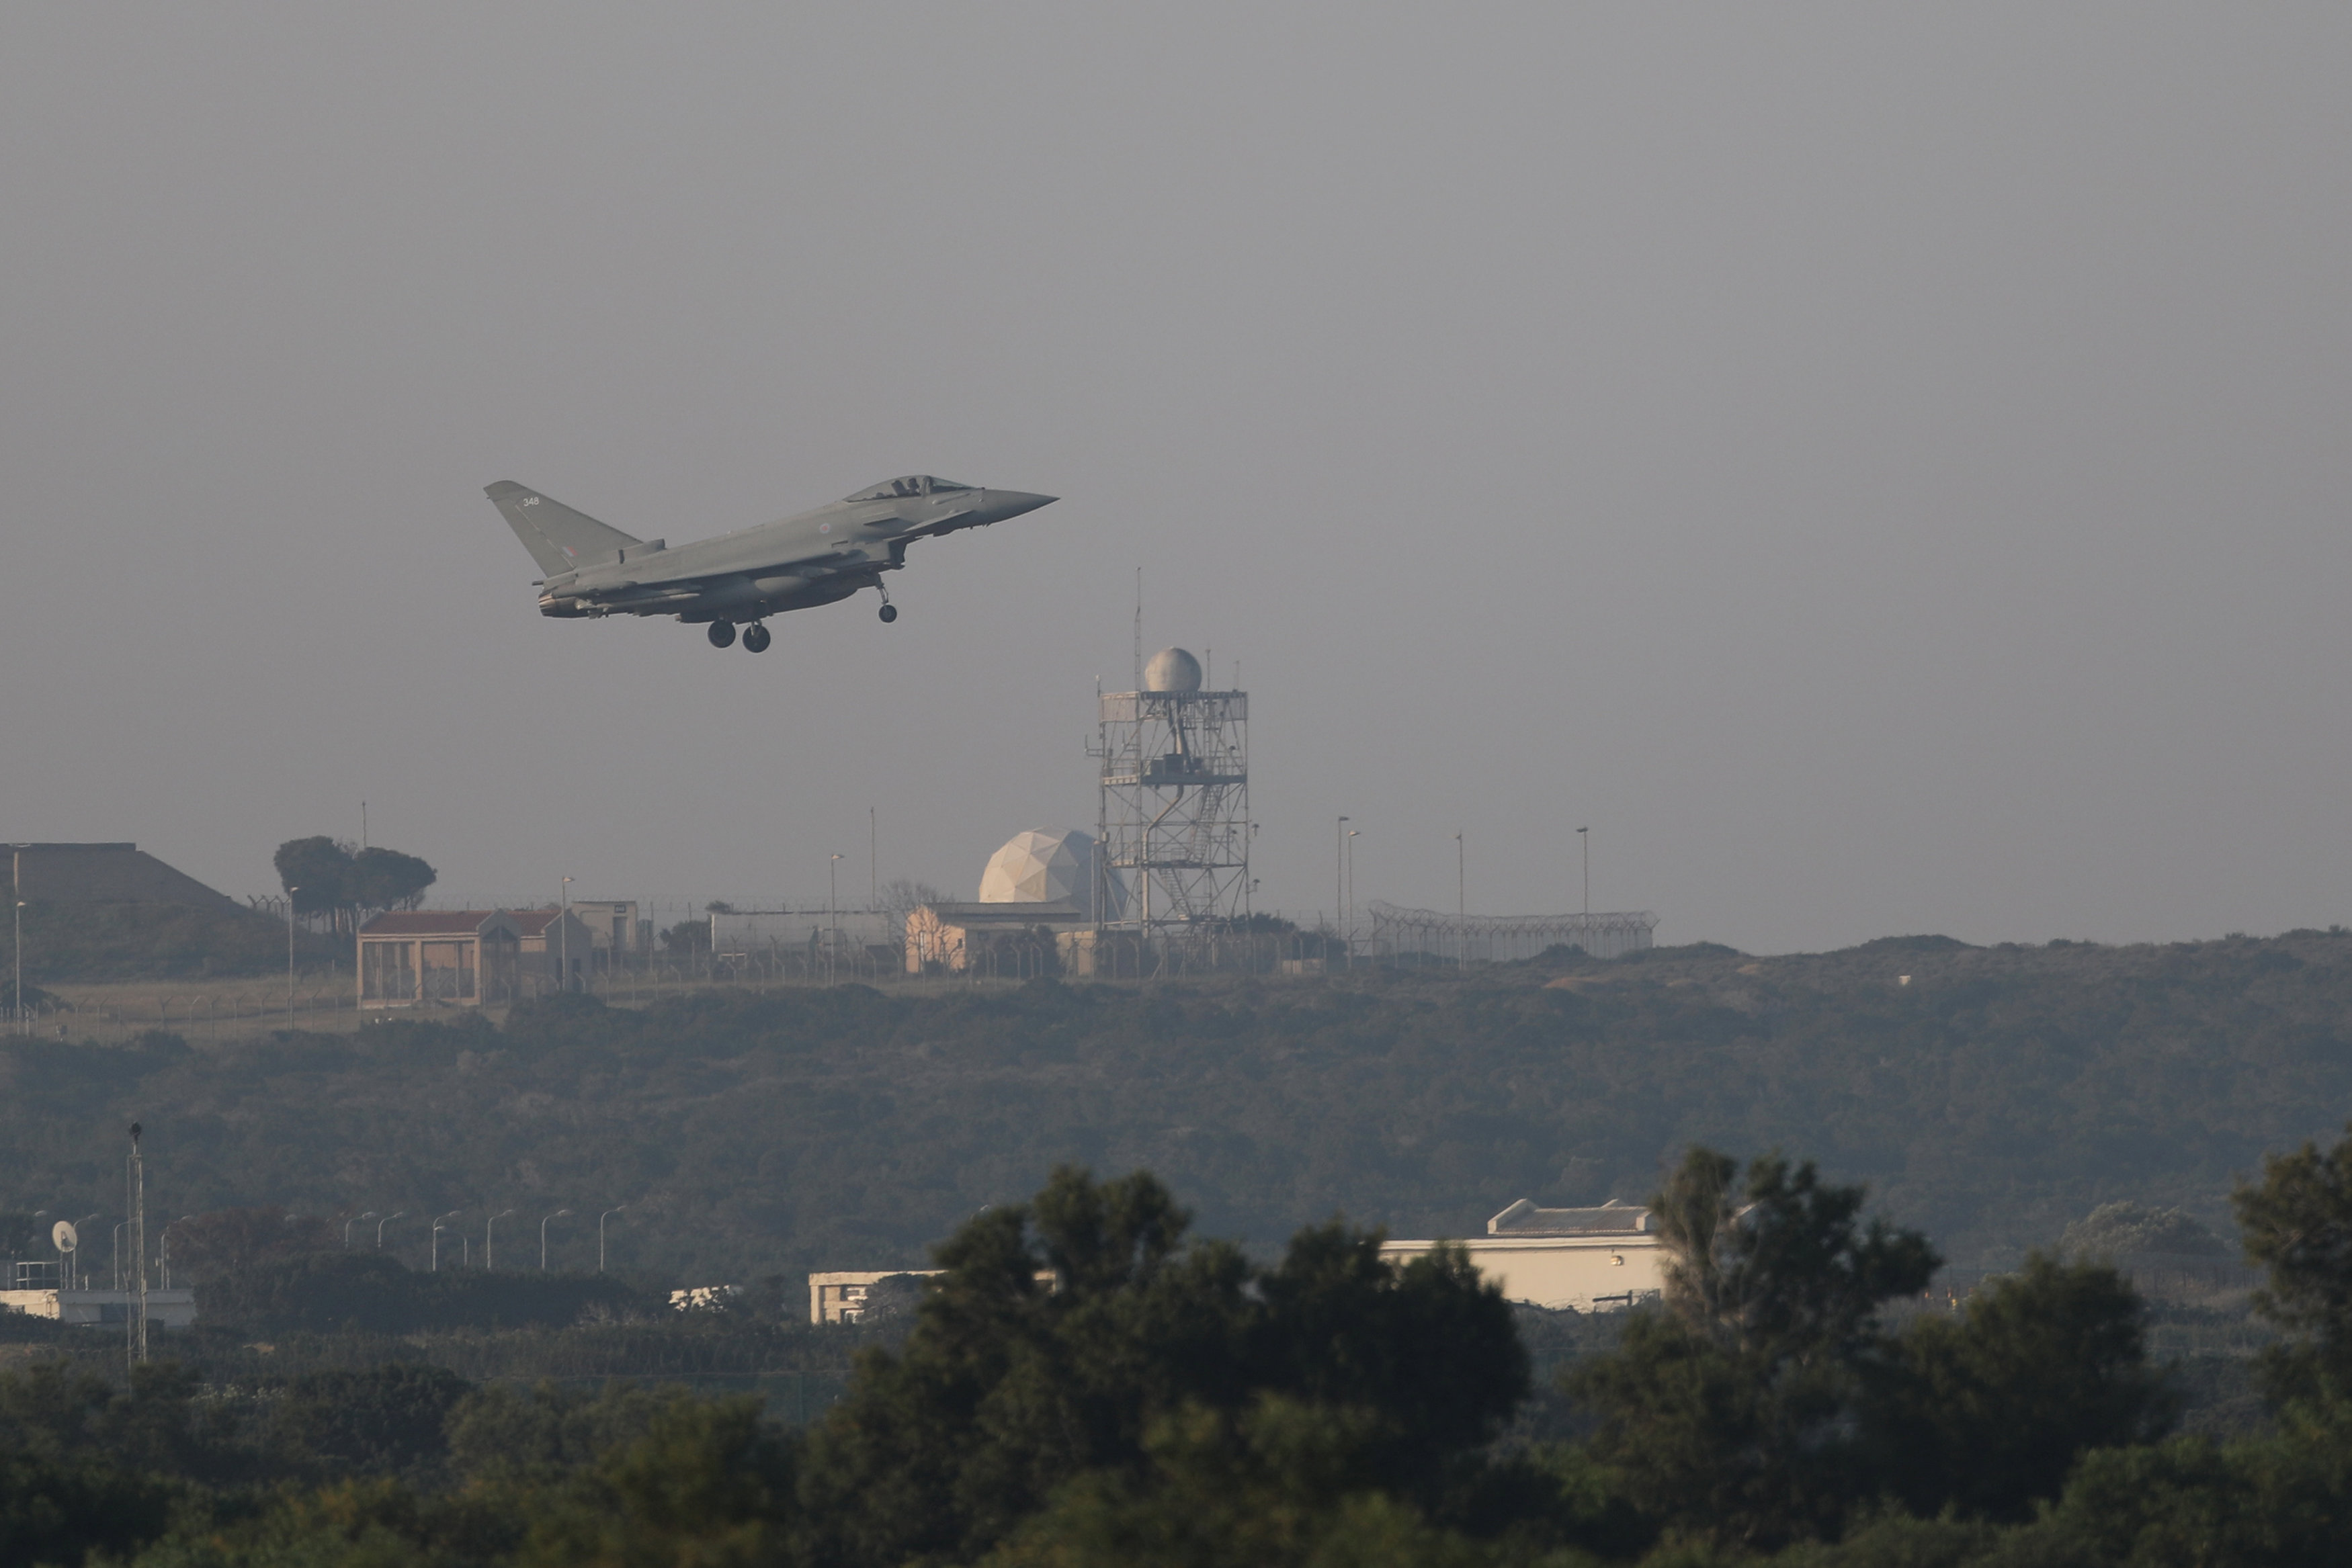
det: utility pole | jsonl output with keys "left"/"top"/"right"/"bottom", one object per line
{"left": 1456, "top": 832, "right": 1466, "bottom": 969}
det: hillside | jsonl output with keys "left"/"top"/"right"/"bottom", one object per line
{"left": 5, "top": 928, "right": 2349, "bottom": 1280}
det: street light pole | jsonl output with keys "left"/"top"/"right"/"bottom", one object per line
{"left": 1456, "top": 832, "right": 1466, "bottom": 970}
{"left": 375, "top": 1211, "right": 404, "bottom": 1250}
{"left": 560, "top": 877, "right": 572, "bottom": 995}
{"left": 540, "top": 1209, "right": 571, "bottom": 1270}
{"left": 343, "top": 1211, "right": 377, "bottom": 1249}
{"left": 829, "top": 855, "right": 843, "bottom": 987}
{"left": 286, "top": 886, "right": 300, "bottom": 1027}
{"left": 430, "top": 1211, "right": 460, "bottom": 1272}
{"left": 1578, "top": 826, "right": 1589, "bottom": 916}
{"left": 486, "top": 1209, "right": 515, "bottom": 1270}
{"left": 1345, "top": 829, "right": 1359, "bottom": 968}
{"left": 599, "top": 1206, "right": 626, "bottom": 1272}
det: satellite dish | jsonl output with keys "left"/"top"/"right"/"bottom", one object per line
{"left": 51, "top": 1221, "right": 77, "bottom": 1253}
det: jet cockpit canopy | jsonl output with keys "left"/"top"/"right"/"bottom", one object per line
{"left": 845, "top": 475, "right": 972, "bottom": 500}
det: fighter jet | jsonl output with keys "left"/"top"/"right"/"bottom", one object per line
{"left": 486, "top": 476, "right": 1056, "bottom": 651}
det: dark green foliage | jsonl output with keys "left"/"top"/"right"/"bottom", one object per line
{"left": 795, "top": 1166, "right": 1524, "bottom": 1567}
{"left": 0, "top": 1447, "right": 183, "bottom": 1567}
{"left": 2235, "top": 1119, "right": 2352, "bottom": 1403}
{"left": 514, "top": 1395, "right": 797, "bottom": 1567}
{"left": 444, "top": 1381, "right": 689, "bottom": 1483}
{"left": 169, "top": 1205, "right": 336, "bottom": 1282}
{"left": 1866, "top": 1255, "right": 2179, "bottom": 1521}
{"left": 982, "top": 1397, "right": 1496, "bottom": 1568}
{"left": 1568, "top": 1149, "right": 1939, "bottom": 1549}
{"left": 273, "top": 836, "right": 437, "bottom": 915}
{"left": 9, "top": 933, "right": 2352, "bottom": 1283}
{"left": 2059, "top": 1201, "right": 2230, "bottom": 1259}
{"left": 0, "top": 1360, "right": 243, "bottom": 1483}
{"left": 265, "top": 1364, "right": 471, "bottom": 1478}
{"left": 196, "top": 1250, "right": 650, "bottom": 1335}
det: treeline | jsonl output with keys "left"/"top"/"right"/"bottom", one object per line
{"left": 9, "top": 930, "right": 2352, "bottom": 1277}
{"left": 7, "top": 1133, "right": 2352, "bottom": 1565}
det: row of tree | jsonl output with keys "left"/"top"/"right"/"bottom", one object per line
{"left": 7, "top": 1124, "right": 2352, "bottom": 1563}
{"left": 273, "top": 836, "right": 437, "bottom": 928}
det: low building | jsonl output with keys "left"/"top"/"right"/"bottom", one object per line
{"left": 905, "top": 902, "right": 1089, "bottom": 973}
{"left": 357, "top": 911, "right": 524, "bottom": 1008}
{"left": 808, "top": 1269, "right": 944, "bottom": 1324}
{"left": 0, "top": 1287, "right": 198, "bottom": 1328}
{"left": 509, "top": 909, "right": 599, "bottom": 994}
{"left": 566, "top": 900, "right": 642, "bottom": 957}
{"left": 1379, "top": 1199, "right": 1665, "bottom": 1312}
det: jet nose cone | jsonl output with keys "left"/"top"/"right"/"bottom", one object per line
{"left": 986, "top": 490, "right": 1058, "bottom": 521}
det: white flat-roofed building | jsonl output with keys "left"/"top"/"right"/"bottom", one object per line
{"left": 0, "top": 1288, "right": 198, "bottom": 1328}
{"left": 1379, "top": 1199, "right": 1665, "bottom": 1312}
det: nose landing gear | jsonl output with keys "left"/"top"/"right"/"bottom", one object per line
{"left": 708, "top": 621, "right": 737, "bottom": 648}
{"left": 741, "top": 623, "right": 771, "bottom": 653}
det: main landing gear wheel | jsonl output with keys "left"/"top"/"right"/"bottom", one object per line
{"left": 878, "top": 603, "right": 898, "bottom": 623}
{"left": 708, "top": 621, "right": 737, "bottom": 648}
{"left": 741, "top": 623, "right": 771, "bottom": 653}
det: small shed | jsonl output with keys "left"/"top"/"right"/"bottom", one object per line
{"left": 356, "top": 912, "right": 523, "bottom": 1008}
{"left": 509, "top": 909, "right": 599, "bottom": 994}
{"left": 905, "top": 902, "right": 1089, "bottom": 973}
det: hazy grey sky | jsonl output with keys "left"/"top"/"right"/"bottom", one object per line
{"left": 4, "top": 5, "right": 2346, "bottom": 953}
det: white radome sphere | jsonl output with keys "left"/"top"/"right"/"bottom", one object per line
{"left": 1144, "top": 646, "right": 1203, "bottom": 693}
{"left": 978, "top": 829, "right": 1126, "bottom": 919}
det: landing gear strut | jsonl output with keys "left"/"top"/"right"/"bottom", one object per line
{"left": 876, "top": 584, "right": 898, "bottom": 624}
{"left": 708, "top": 621, "right": 737, "bottom": 648}
{"left": 741, "top": 623, "right": 771, "bottom": 653}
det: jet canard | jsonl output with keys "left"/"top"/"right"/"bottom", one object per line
{"left": 485, "top": 475, "right": 1056, "bottom": 651}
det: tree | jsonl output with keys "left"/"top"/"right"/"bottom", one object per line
{"left": 1564, "top": 1147, "right": 1938, "bottom": 1549}
{"left": 167, "top": 1206, "right": 335, "bottom": 1283}
{"left": 2236, "top": 1119, "right": 2352, "bottom": 1405}
{"left": 350, "top": 846, "right": 436, "bottom": 912}
{"left": 274, "top": 836, "right": 354, "bottom": 914}
{"left": 274, "top": 836, "right": 436, "bottom": 926}
{"left": 795, "top": 1166, "right": 1525, "bottom": 1568}
{"left": 1866, "top": 1253, "right": 2177, "bottom": 1520}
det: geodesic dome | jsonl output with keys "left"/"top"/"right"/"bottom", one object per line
{"left": 978, "top": 828, "right": 1124, "bottom": 920}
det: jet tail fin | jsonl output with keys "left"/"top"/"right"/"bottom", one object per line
{"left": 485, "top": 481, "right": 641, "bottom": 576}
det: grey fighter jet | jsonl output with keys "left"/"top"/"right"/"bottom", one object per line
{"left": 486, "top": 475, "right": 1056, "bottom": 651}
